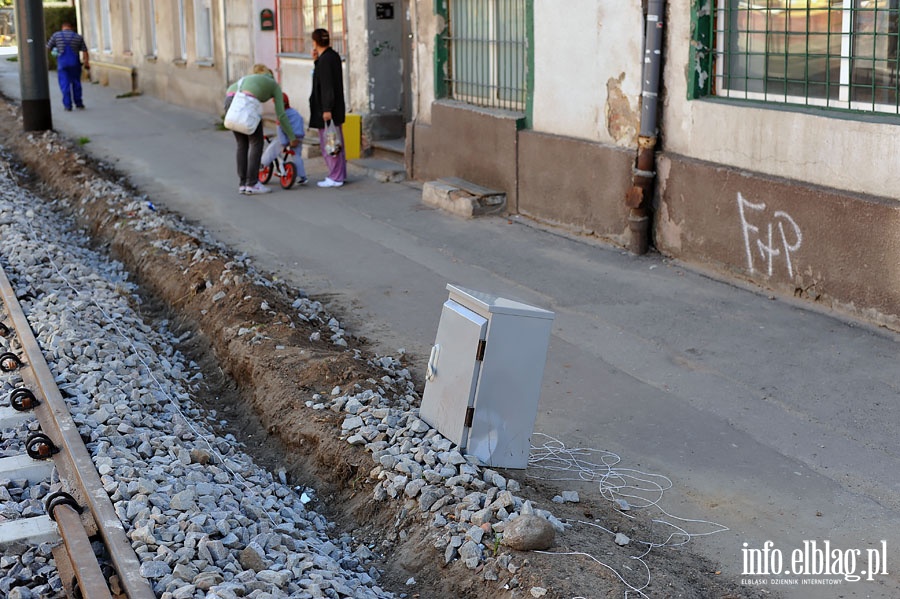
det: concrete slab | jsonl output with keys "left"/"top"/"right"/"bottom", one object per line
{"left": 0, "top": 516, "right": 58, "bottom": 548}
{"left": 0, "top": 454, "right": 55, "bottom": 483}
{"left": 0, "top": 405, "right": 35, "bottom": 430}
{"left": 349, "top": 158, "right": 405, "bottom": 183}
{"left": 423, "top": 180, "right": 506, "bottom": 218}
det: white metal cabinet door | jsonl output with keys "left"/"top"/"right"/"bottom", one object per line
{"left": 419, "top": 300, "right": 487, "bottom": 448}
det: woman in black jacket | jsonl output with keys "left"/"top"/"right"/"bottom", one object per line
{"left": 309, "top": 29, "right": 347, "bottom": 188}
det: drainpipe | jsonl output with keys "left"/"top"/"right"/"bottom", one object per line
{"left": 626, "top": 0, "right": 665, "bottom": 255}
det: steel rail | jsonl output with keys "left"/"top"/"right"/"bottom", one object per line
{"left": 54, "top": 503, "right": 114, "bottom": 599}
{"left": 0, "top": 263, "right": 156, "bottom": 599}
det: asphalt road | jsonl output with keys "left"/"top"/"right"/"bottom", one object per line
{"left": 1, "top": 48, "right": 898, "bottom": 598}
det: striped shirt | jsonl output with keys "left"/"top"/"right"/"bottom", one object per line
{"left": 46, "top": 29, "right": 87, "bottom": 59}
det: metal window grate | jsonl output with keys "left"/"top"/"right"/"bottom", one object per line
{"left": 711, "top": 0, "right": 900, "bottom": 115}
{"left": 444, "top": 0, "right": 527, "bottom": 111}
{"left": 279, "top": 0, "right": 347, "bottom": 56}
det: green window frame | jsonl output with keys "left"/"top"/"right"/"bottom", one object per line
{"left": 435, "top": 0, "right": 534, "bottom": 119}
{"left": 691, "top": 0, "right": 900, "bottom": 115}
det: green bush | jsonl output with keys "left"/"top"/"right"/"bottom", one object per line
{"left": 43, "top": 5, "right": 77, "bottom": 71}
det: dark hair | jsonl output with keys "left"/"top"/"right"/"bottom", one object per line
{"left": 312, "top": 29, "right": 330, "bottom": 48}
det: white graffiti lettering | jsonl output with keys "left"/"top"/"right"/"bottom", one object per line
{"left": 737, "top": 193, "right": 802, "bottom": 278}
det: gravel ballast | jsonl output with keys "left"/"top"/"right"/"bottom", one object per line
{"left": 0, "top": 132, "right": 565, "bottom": 599}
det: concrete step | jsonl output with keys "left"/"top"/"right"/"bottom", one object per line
{"left": 300, "top": 136, "right": 322, "bottom": 160}
{"left": 349, "top": 158, "right": 406, "bottom": 183}
{"left": 370, "top": 137, "right": 405, "bottom": 162}
{"left": 422, "top": 177, "right": 506, "bottom": 219}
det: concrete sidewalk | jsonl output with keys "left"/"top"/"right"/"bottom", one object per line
{"left": 2, "top": 52, "right": 899, "bottom": 597}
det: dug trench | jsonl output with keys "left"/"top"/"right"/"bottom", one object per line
{"left": 0, "top": 96, "right": 775, "bottom": 599}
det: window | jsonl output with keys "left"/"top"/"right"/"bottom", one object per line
{"left": 694, "top": 1, "right": 900, "bottom": 114}
{"left": 175, "top": 0, "right": 187, "bottom": 60}
{"left": 194, "top": 0, "right": 213, "bottom": 60}
{"left": 85, "top": 0, "right": 100, "bottom": 51}
{"left": 146, "top": 0, "right": 158, "bottom": 57}
{"left": 122, "top": 0, "right": 132, "bottom": 53}
{"left": 279, "top": 0, "right": 347, "bottom": 56}
{"left": 441, "top": 0, "right": 527, "bottom": 111}
{"left": 100, "top": 0, "right": 112, "bottom": 52}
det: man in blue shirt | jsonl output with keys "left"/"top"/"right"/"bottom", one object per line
{"left": 46, "top": 22, "right": 90, "bottom": 111}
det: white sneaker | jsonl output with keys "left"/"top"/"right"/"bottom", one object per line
{"left": 317, "top": 178, "right": 344, "bottom": 188}
{"left": 244, "top": 183, "right": 272, "bottom": 195}
{"left": 239, "top": 186, "right": 248, "bottom": 194}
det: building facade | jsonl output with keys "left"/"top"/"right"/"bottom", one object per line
{"left": 408, "top": 0, "right": 900, "bottom": 331}
{"left": 75, "top": 0, "right": 900, "bottom": 331}
{"left": 659, "top": 0, "right": 900, "bottom": 330}
{"left": 76, "top": 0, "right": 411, "bottom": 146}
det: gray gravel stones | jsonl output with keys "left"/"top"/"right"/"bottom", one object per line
{"left": 308, "top": 357, "right": 573, "bottom": 576}
{"left": 0, "top": 135, "right": 573, "bottom": 597}
{"left": 0, "top": 149, "right": 391, "bottom": 598}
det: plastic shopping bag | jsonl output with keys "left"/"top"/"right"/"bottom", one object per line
{"left": 223, "top": 79, "right": 262, "bottom": 135}
{"left": 324, "top": 120, "right": 342, "bottom": 156}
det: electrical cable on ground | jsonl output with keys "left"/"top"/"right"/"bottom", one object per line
{"left": 529, "top": 433, "right": 729, "bottom": 599}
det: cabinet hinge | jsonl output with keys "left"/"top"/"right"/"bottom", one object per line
{"left": 475, "top": 339, "right": 486, "bottom": 361}
{"left": 464, "top": 406, "right": 475, "bottom": 428}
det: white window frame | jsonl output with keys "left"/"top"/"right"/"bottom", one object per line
{"left": 121, "top": 0, "right": 132, "bottom": 53}
{"left": 99, "top": 0, "right": 113, "bottom": 53}
{"left": 85, "top": 0, "right": 101, "bottom": 52}
{"left": 146, "top": 0, "right": 158, "bottom": 57}
{"left": 193, "top": 0, "right": 213, "bottom": 61}
{"left": 175, "top": 0, "right": 187, "bottom": 61}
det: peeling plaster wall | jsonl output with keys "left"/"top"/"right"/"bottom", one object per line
{"left": 532, "top": 0, "right": 642, "bottom": 147}
{"left": 606, "top": 73, "right": 639, "bottom": 146}
{"left": 665, "top": 0, "right": 900, "bottom": 202}
{"left": 345, "top": 0, "right": 369, "bottom": 114}
{"left": 655, "top": 153, "right": 900, "bottom": 330}
{"left": 409, "top": 1, "right": 440, "bottom": 124}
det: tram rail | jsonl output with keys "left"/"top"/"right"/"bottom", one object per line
{"left": 0, "top": 261, "right": 155, "bottom": 599}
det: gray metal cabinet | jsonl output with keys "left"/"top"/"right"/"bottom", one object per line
{"left": 420, "top": 284, "right": 555, "bottom": 469}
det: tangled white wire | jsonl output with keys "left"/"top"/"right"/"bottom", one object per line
{"left": 528, "top": 433, "right": 729, "bottom": 599}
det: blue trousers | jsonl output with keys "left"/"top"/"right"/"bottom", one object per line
{"left": 57, "top": 64, "right": 83, "bottom": 110}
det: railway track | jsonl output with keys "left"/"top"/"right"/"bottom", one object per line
{"left": 0, "top": 262, "right": 155, "bottom": 599}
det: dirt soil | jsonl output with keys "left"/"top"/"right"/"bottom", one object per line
{"left": 0, "top": 96, "right": 777, "bottom": 599}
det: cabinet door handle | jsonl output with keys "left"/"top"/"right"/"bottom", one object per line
{"left": 426, "top": 344, "right": 440, "bottom": 381}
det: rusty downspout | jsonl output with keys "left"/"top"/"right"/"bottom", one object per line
{"left": 626, "top": 0, "right": 666, "bottom": 254}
